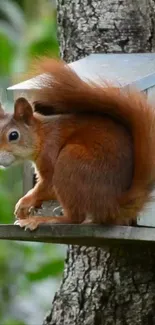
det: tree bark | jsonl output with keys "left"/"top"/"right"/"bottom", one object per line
{"left": 43, "top": 1, "right": 155, "bottom": 324}
{"left": 57, "top": 0, "right": 155, "bottom": 61}
{"left": 44, "top": 245, "right": 155, "bottom": 325}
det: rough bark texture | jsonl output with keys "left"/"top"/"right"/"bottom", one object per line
{"left": 43, "top": 1, "right": 155, "bottom": 324}
{"left": 57, "top": 0, "right": 155, "bottom": 61}
{"left": 44, "top": 245, "right": 155, "bottom": 325}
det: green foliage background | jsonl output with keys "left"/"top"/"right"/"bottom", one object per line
{"left": 0, "top": 1, "right": 65, "bottom": 324}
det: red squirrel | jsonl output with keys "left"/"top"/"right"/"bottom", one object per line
{"left": 0, "top": 58, "right": 155, "bottom": 230}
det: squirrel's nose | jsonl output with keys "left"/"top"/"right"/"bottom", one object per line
{"left": 0, "top": 151, "right": 15, "bottom": 167}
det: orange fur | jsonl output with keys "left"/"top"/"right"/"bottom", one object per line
{"left": 31, "top": 58, "right": 155, "bottom": 224}
{"left": 2, "top": 58, "right": 155, "bottom": 230}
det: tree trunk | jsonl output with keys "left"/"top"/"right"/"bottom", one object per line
{"left": 57, "top": 0, "right": 155, "bottom": 60}
{"left": 43, "top": 1, "right": 155, "bottom": 324}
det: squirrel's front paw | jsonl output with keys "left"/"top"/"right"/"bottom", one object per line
{"left": 14, "top": 217, "right": 39, "bottom": 231}
{"left": 14, "top": 197, "right": 33, "bottom": 219}
{"left": 15, "top": 195, "right": 42, "bottom": 220}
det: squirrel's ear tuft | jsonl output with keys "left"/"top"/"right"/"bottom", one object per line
{"left": 14, "top": 97, "right": 33, "bottom": 125}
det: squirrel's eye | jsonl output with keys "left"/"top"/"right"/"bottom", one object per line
{"left": 8, "top": 130, "right": 20, "bottom": 142}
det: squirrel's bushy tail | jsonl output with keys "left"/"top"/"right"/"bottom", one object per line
{"left": 32, "top": 58, "right": 155, "bottom": 221}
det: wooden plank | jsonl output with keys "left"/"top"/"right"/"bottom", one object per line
{"left": 0, "top": 224, "right": 155, "bottom": 247}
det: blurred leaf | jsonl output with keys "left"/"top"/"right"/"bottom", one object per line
{"left": 0, "top": 34, "right": 15, "bottom": 75}
{"left": 27, "top": 17, "right": 59, "bottom": 58}
{"left": 0, "top": 0, "right": 25, "bottom": 34}
{"left": 0, "top": 194, "right": 13, "bottom": 222}
{"left": 27, "top": 259, "right": 64, "bottom": 281}
{"left": 0, "top": 21, "right": 20, "bottom": 44}
{"left": 4, "top": 320, "right": 26, "bottom": 325}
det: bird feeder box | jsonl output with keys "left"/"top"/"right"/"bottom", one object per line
{"left": 7, "top": 53, "right": 155, "bottom": 229}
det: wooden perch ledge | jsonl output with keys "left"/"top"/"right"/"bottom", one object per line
{"left": 0, "top": 224, "right": 155, "bottom": 247}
